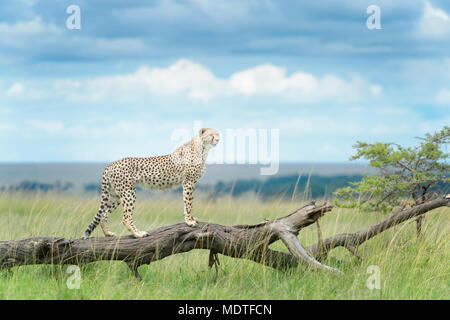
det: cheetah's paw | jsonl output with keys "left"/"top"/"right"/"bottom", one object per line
{"left": 104, "top": 232, "right": 117, "bottom": 237}
{"left": 185, "top": 217, "right": 198, "bottom": 227}
{"left": 133, "top": 231, "right": 150, "bottom": 238}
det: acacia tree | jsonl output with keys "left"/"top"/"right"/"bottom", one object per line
{"left": 334, "top": 126, "right": 449, "bottom": 235}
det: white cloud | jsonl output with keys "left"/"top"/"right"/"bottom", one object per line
{"left": 2, "top": 80, "right": 48, "bottom": 100}
{"left": 53, "top": 59, "right": 379, "bottom": 103}
{"left": 54, "top": 59, "right": 226, "bottom": 102}
{"left": 6, "top": 82, "right": 24, "bottom": 95}
{"left": 436, "top": 88, "right": 450, "bottom": 104}
{"left": 0, "top": 16, "right": 60, "bottom": 37}
{"left": 416, "top": 1, "right": 450, "bottom": 40}
{"left": 0, "top": 16, "right": 144, "bottom": 61}
{"left": 369, "top": 85, "right": 383, "bottom": 96}
{"left": 228, "top": 64, "right": 358, "bottom": 102}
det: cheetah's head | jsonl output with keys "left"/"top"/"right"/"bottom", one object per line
{"left": 198, "top": 128, "right": 220, "bottom": 147}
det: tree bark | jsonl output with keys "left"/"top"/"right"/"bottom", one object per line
{"left": 307, "top": 194, "right": 450, "bottom": 261}
{"left": 0, "top": 195, "right": 448, "bottom": 279}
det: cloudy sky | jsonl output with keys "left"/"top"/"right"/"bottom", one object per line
{"left": 0, "top": 0, "right": 448, "bottom": 163}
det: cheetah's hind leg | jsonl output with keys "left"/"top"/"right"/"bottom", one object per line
{"left": 100, "top": 196, "right": 120, "bottom": 237}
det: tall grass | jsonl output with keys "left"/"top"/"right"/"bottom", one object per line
{"left": 0, "top": 191, "right": 448, "bottom": 299}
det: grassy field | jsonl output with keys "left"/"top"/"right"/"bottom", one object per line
{"left": 0, "top": 192, "right": 448, "bottom": 299}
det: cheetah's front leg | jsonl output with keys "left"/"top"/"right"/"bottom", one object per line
{"left": 183, "top": 181, "right": 198, "bottom": 227}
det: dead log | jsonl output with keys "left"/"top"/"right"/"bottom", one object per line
{"left": 0, "top": 201, "right": 342, "bottom": 279}
{"left": 0, "top": 195, "right": 448, "bottom": 280}
{"left": 307, "top": 194, "right": 450, "bottom": 261}
{"left": 240, "top": 194, "right": 449, "bottom": 267}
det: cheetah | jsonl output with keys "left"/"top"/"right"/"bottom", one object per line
{"left": 83, "top": 128, "right": 220, "bottom": 239}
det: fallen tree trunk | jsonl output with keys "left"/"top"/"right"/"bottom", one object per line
{"left": 0, "top": 202, "right": 341, "bottom": 278}
{"left": 308, "top": 194, "right": 450, "bottom": 261}
{"left": 0, "top": 195, "right": 448, "bottom": 279}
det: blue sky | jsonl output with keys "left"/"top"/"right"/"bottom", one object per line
{"left": 0, "top": 0, "right": 448, "bottom": 163}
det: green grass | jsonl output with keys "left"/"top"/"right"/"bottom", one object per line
{"left": 0, "top": 192, "right": 448, "bottom": 299}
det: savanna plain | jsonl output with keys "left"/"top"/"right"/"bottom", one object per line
{"left": 0, "top": 192, "right": 448, "bottom": 299}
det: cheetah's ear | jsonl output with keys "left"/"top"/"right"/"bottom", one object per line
{"left": 198, "top": 128, "right": 207, "bottom": 136}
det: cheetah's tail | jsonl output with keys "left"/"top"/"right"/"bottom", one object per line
{"left": 83, "top": 211, "right": 102, "bottom": 239}
{"left": 83, "top": 168, "right": 111, "bottom": 239}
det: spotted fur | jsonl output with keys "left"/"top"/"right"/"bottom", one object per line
{"left": 84, "top": 128, "right": 220, "bottom": 238}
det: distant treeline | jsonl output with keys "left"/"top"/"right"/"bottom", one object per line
{"left": 0, "top": 175, "right": 363, "bottom": 198}
{"left": 2, "top": 175, "right": 447, "bottom": 200}
{"left": 0, "top": 181, "right": 73, "bottom": 192}
{"left": 83, "top": 174, "right": 364, "bottom": 199}
{"left": 212, "top": 175, "right": 364, "bottom": 199}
